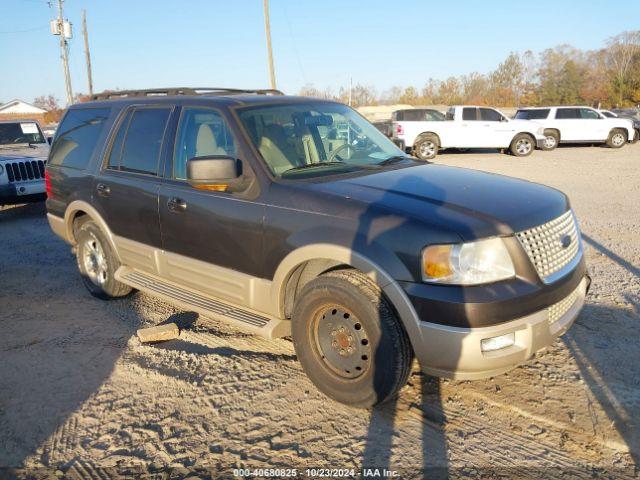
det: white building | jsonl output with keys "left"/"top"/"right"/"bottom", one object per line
{"left": 0, "top": 99, "right": 47, "bottom": 116}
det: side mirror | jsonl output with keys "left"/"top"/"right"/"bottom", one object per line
{"left": 186, "top": 156, "right": 241, "bottom": 192}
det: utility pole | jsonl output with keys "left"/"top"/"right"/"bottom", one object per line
{"left": 82, "top": 10, "right": 93, "bottom": 97}
{"left": 263, "top": 0, "right": 276, "bottom": 90}
{"left": 53, "top": 0, "right": 74, "bottom": 105}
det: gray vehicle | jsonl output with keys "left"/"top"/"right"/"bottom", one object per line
{"left": 0, "top": 119, "right": 49, "bottom": 205}
{"left": 46, "top": 88, "right": 589, "bottom": 407}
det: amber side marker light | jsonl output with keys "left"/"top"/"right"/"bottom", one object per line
{"left": 194, "top": 184, "right": 228, "bottom": 192}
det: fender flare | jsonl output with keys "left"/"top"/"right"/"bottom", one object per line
{"left": 63, "top": 200, "right": 122, "bottom": 262}
{"left": 270, "top": 243, "right": 425, "bottom": 352}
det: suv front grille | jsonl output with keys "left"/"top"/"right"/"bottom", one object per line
{"left": 516, "top": 210, "right": 581, "bottom": 284}
{"left": 4, "top": 159, "right": 46, "bottom": 183}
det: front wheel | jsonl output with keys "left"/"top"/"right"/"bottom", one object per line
{"left": 510, "top": 134, "right": 534, "bottom": 157}
{"left": 606, "top": 129, "right": 627, "bottom": 148}
{"left": 413, "top": 134, "right": 439, "bottom": 160}
{"left": 75, "top": 218, "right": 132, "bottom": 299}
{"left": 291, "top": 270, "right": 414, "bottom": 408}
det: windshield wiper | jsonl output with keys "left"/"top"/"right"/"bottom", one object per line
{"left": 282, "top": 161, "right": 350, "bottom": 174}
{"left": 377, "top": 155, "right": 411, "bottom": 166}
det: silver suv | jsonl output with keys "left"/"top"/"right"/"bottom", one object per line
{"left": 0, "top": 119, "right": 49, "bottom": 205}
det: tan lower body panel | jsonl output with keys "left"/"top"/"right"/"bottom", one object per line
{"left": 115, "top": 266, "right": 290, "bottom": 339}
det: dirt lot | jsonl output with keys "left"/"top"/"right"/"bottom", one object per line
{"left": 1, "top": 144, "right": 639, "bottom": 478}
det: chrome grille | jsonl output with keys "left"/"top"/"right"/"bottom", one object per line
{"left": 4, "top": 159, "right": 46, "bottom": 183}
{"left": 548, "top": 283, "right": 582, "bottom": 325}
{"left": 516, "top": 210, "right": 581, "bottom": 283}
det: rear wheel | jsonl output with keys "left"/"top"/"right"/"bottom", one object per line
{"left": 291, "top": 269, "right": 414, "bottom": 408}
{"left": 413, "top": 134, "right": 439, "bottom": 160}
{"left": 510, "top": 133, "right": 534, "bottom": 157}
{"left": 542, "top": 130, "right": 559, "bottom": 151}
{"left": 75, "top": 218, "right": 132, "bottom": 299}
{"left": 606, "top": 129, "right": 627, "bottom": 148}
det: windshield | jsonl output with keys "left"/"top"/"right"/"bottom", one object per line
{"left": 237, "top": 102, "right": 406, "bottom": 179}
{"left": 0, "top": 122, "right": 46, "bottom": 146}
{"left": 515, "top": 109, "right": 550, "bottom": 120}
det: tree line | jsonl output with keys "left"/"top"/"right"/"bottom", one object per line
{"left": 30, "top": 30, "right": 640, "bottom": 123}
{"left": 299, "top": 31, "right": 640, "bottom": 109}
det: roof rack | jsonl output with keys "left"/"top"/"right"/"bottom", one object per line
{"left": 91, "top": 87, "right": 285, "bottom": 101}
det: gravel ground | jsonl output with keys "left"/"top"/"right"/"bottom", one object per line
{"left": 0, "top": 143, "right": 638, "bottom": 478}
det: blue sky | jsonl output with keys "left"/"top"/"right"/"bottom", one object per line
{"left": 1, "top": 0, "right": 639, "bottom": 106}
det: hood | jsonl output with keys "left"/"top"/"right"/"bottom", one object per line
{"left": 0, "top": 143, "right": 49, "bottom": 161}
{"left": 309, "top": 164, "right": 569, "bottom": 241}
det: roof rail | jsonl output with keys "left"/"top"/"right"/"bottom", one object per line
{"left": 90, "top": 87, "right": 285, "bottom": 101}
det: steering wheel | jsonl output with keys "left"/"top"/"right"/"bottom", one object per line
{"left": 13, "top": 136, "right": 29, "bottom": 143}
{"left": 328, "top": 143, "right": 356, "bottom": 163}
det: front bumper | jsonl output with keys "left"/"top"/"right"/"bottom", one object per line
{"left": 411, "top": 275, "right": 590, "bottom": 380}
{"left": 0, "top": 181, "right": 46, "bottom": 205}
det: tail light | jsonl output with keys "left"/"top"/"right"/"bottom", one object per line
{"left": 396, "top": 123, "right": 404, "bottom": 135}
{"left": 45, "top": 170, "right": 53, "bottom": 198}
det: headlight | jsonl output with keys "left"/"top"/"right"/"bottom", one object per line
{"left": 422, "top": 238, "right": 515, "bottom": 285}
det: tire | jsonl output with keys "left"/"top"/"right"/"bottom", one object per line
{"left": 606, "top": 129, "right": 627, "bottom": 149}
{"left": 291, "top": 269, "right": 414, "bottom": 408}
{"left": 541, "top": 130, "right": 559, "bottom": 151}
{"left": 75, "top": 218, "right": 132, "bottom": 299}
{"left": 413, "top": 134, "right": 439, "bottom": 160}
{"left": 509, "top": 133, "right": 535, "bottom": 157}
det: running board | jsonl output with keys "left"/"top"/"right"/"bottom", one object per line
{"left": 115, "top": 267, "right": 290, "bottom": 339}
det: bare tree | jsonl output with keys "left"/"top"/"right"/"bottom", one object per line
{"left": 606, "top": 31, "right": 640, "bottom": 105}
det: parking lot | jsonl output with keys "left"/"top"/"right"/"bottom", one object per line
{"left": 1, "top": 144, "right": 638, "bottom": 478}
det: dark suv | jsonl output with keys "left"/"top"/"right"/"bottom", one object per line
{"left": 46, "top": 88, "right": 589, "bottom": 407}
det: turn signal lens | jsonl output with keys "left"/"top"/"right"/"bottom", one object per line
{"left": 422, "top": 244, "right": 453, "bottom": 278}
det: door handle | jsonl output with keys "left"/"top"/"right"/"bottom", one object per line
{"left": 167, "top": 197, "right": 187, "bottom": 213}
{"left": 96, "top": 183, "right": 110, "bottom": 197}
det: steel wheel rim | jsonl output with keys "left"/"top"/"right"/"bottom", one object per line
{"left": 82, "top": 233, "right": 108, "bottom": 286}
{"left": 516, "top": 138, "right": 532, "bottom": 155}
{"left": 612, "top": 133, "right": 625, "bottom": 146}
{"left": 419, "top": 141, "right": 436, "bottom": 158}
{"left": 312, "top": 305, "right": 371, "bottom": 379}
{"left": 544, "top": 135, "right": 556, "bottom": 149}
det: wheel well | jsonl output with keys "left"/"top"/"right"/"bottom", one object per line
{"left": 514, "top": 132, "right": 536, "bottom": 144}
{"left": 70, "top": 211, "right": 88, "bottom": 243}
{"left": 416, "top": 132, "right": 440, "bottom": 147}
{"left": 543, "top": 128, "right": 560, "bottom": 140}
{"left": 282, "top": 259, "right": 352, "bottom": 318}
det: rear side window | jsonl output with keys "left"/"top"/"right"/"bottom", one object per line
{"left": 580, "top": 108, "right": 600, "bottom": 119}
{"left": 462, "top": 108, "right": 478, "bottom": 121}
{"left": 106, "top": 107, "right": 171, "bottom": 175}
{"left": 479, "top": 108, "right": 503, "bottom": 121}
{"left": 49, "top": 108, "right": 111, "bottom": 169}
{"left": 555, "top": 108, "right": 580, "bottom": 119}
{"left": 515, "top": 109, "right": 550, "bottom": 120}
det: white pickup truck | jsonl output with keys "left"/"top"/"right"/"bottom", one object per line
{"left": 391, "top": 105, "right": 546, "bottom": 160}
{"left": 514, "top": 106, "right": 636, "bottom": 149}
